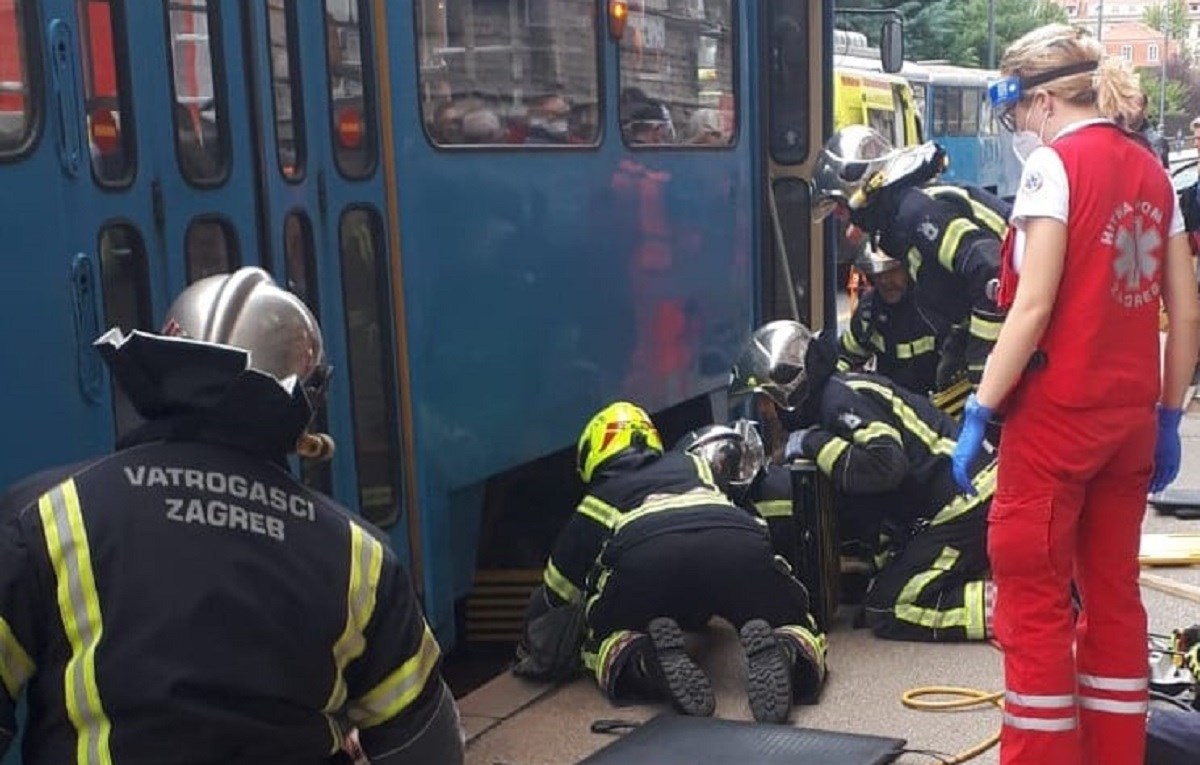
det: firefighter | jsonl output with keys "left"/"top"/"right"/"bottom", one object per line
{"left": 673, "top": 420, "right": 801, "bottom": 572}
{"left": 514, "top": 402, "right": 826, "bottom": 724}
{"left": 837, "top": 248, "right": 955, "bottom": 402}
{"left": 730, "top": 320, "right": 997, "bottom": 644}
{"left": 0, "top": 268, "right": 462, "bottom": 765}
{"left": 813, "top": 125, "right": 1011, "bottom": 391}
{"left": 952, "top": 25, "right": 1200, "bottom": 765}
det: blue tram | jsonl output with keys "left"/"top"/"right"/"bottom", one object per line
{"left": 904, "top": 60, "right": 1020, "bottom": 199}
{"left": 0, "top": 0, "right": 894, "bottom": 680}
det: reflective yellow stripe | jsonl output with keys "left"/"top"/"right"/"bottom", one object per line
{"left": 38, "top": 481, "right": 112, "bottom": 765}
{"left": 895, "top": 335, "right": 937, "bottom": 359}
{"left": 931, "top": 378, "right": 972, "bottom": 415}
{"left": 816, "top": 439, "right": 849, "bottom": 474}
{"left": 0, "top": 616, "right": 34, "bottom": 700}
{"left": 932, "top": 461, "right": 998, "bottom": 526}
{"left": 690, "top": 454, "right": 717, "bottom": 490}
{"left": 611, "top": 488, "right": 732, "bottom": 533}
{"left": 927, "top": 186, "right": 1008, "bottom": 238}
{"left": 543, "top": 559, "right": 581, "bottom": 604}
{"left": 844, "top": 379, "right": 956, "bottom": 457}
{"left": 869, "top": 332, "right": 886, "bottom": 352}
{"left": 776, "top": 623, "right": 828, "bottom": 666}
{"left": 894, "top": 546, "right": 979, "bottom": 635}
{"left": 938, "top": 217, "right": 979, "bottom": 272}
{"left": 906, "top": 247, "right": 922, "bottom": 281}
{"left": 836, "top": 358, "right": 852, "bottom": 372}
{"left": 0, "top": 617, "right": 33, "bottom": 699}
{"left": 963, "top": 581, "right": 986, "bottom": 640}
{"left": 841, "top": 329, "right": 868, "bottom": 357}
{"left": 324, "top": 523, "right": 385, "bottom": 721}
{"left": 577, "top": 496, "right": 620, "bottom": 529}
{"left": 348, "top": 623, "right": 442, "bottom": 730}
{"left": 852, "top": 422, "right": 902, "bottom": 445}
{"left": 969, "top": 313, "right": 1003, "bottom": 342}
{"left": 584, "top": 629, "right": 638, "bottom": 688}
{"left": 755, "top": 500, "right": 793, "bottom": 519}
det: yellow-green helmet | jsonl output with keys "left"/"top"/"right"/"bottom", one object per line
{"left": 576, "top": 401, "right": 664, "bottom": 483}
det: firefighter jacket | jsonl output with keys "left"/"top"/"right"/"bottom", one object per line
{"left": 789, "top": 371, "right": 996, "bottom": 540}
{"left": 0, "top": 421, "right": 445, "bottom": 765}
{"left": 541, "top": 451, "right": 760, "bottom": 607}
{"left": 743, "top": 465, "right": 801, "bottom": 573}
{"left": 837, "top": 287, "right": 954, "bottom": 396}
{"left": 853, "top": 183, "right": 1011, "bottom": 384}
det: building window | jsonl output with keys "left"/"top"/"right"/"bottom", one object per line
{"left": 618, "top": 0, "right": 737, "bottom": 147}
{"left": 1120, "top": 44, "right": 1133, "bottom": 61}
{"left": 415, "top": 0, "right": 601, "bottom": 147}
{"left": 1149, "top": 43, "right": 1160, "bottom": 62}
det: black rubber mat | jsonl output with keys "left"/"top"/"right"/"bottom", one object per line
{"left": 575, "top": 714, "right": 907, "bottom": 765}
{"left": 1150, "top": 490, "right": 1200, "bottom": 519}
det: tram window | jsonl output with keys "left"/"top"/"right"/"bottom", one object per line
{"left": 165, "top": 0, "right": 229, "bottom": 185}
{"left": 185, "top": 217, "right": 240, "bottom": 283}
{"left": 77, "top": 1, "right": 134, "bottom": 185}
{"left": 867, "top": 108, "right": 899, "bottom": 148}
{"left": 962, "top": 89, "right": 979, "bottom": 135}
{"left": 338, "top": 207, "right": 401, "bottom": 527}
{"left": 324, "top": 0, "right": 377, "bottom": 177}
{"left": 767, "top": 0, "right": 809, "bottom": 164}
{"left": 283, "top": 211, "right": 332, "bottom": 495}
{"left": 0, "top": 0, "right": 36, "bottom": 156}
{"left": 618, "top": 0, "right": 736, "bottom": 148}
{"left": 98, "top": 224, "right": 152, "bottom": 440}
{"left": 266, "top": 0, "right": 304, "bottom": 180}
{"left": 414, "top": 0, "right": 600, "bottom": 147}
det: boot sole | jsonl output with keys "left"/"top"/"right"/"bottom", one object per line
{"left": 740, "top": 619, "right": 792, "bottom": 724}
{"left": 648, "top": 617, "right": 715, "bottom": 717}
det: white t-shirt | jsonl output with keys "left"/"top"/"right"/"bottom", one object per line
{"left": 1009, "top": 118, "right": 1184, "bottom": 272}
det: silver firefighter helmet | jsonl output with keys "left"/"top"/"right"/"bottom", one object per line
{"left": 729, "top": 418, "right": 766, "bottom": 487}
{"left": 161, "top": 266, "right": 329, "bottom": 402}
{"left": 854, "top": 248, "right": 905, "bottom": 277}
{"left": 729, "top": 320, "right": 814, "bottom": 411}
{"left": 675, "top": 424, "right": 747, "bottom": 492}
{"left": 811, "top": 125, "right": 896, "bottom": 222}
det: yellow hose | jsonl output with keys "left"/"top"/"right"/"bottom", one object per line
{"left": 900, "top": 686, "right": 1004, "bottom": 763}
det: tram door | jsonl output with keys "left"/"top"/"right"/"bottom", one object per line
{"left": 239, "top": 0, "right": 411, "bottom": 564}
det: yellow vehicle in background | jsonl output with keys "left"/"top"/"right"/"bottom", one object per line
{"left": 831, "top": 31, "right": 923, "bottom": 314}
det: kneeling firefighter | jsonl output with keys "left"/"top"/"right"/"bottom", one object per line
{"left": 0, "top": 268, "right": 461, "bottom": 765}
{"left": 730, "top": 320, "right": 998, "bottom": 643}
{"left": 813, "top": 126, "right": 1010, "bottom": 406}
{"left": 837, "top": 249, "right": 955, "bottom": 405}
{"left": 514, "top": 402, "right": 826, "bottom": 723}
{"left": 674, "top": 421, "right": 803, "bottom": 574}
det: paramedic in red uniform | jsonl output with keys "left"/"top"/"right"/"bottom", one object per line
{"left": 952, "top": 25, "right": 1200, "bottom": 765}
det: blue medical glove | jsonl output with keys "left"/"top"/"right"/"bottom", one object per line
{"left": 784, "top": 427, "right": 817, "bottom": 462}
{"left": 952, "top": 394, "right": 993, "bottom": 496}
{"left": 1150, "top": 406, "right": 1184, "bottom": 494}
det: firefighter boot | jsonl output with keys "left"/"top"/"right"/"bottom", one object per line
{"left": 646, "top": 617, "right": 716, "bottom": 716}
{"left": 740, "top": 619, "right": 793, "bottom": 724}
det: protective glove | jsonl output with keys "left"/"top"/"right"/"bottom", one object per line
{"left": 952, "top": 394, "right": 993, "bottom": 495}
{"left": 784, "top": 426, "right": 818, "bottom": 462}
{"left": 1150, "top": 406, "right": 1184, "bottom": 494}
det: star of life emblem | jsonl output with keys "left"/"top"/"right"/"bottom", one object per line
{"left": 1022, "top": 170, "right": 1043, "bottom": 193}
{"left": 1103, "top": 201, "right": 1164, "bottom": 309}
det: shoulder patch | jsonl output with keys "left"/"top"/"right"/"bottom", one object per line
{"left": 1022, "top": 170, "right": 1043, "bottom": 194}
{"left": 838, "top": 411, "right": 864, "bottom": 431}
{"left": 918, "top": 220, "right": 939, "bottom": 242}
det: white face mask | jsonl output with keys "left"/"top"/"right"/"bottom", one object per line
{"left": 1012, "top": 102, "right": 1050, "bottom": 164}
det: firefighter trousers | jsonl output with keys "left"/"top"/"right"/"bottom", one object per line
{"left": 863, "top": 463, "right": 995, "bottom": 642}
{"left": 990, "top": 391, "right": 1156, "bottom": 765}
{"left": 580, "top": 515, "right": 822, "bottom": 700}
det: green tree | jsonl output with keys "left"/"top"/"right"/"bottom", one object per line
{"left": 1143, "top": 0, "right": 1191, "bottom": 45}
{"left": 836, "top": 0, "right": 1069, "bottom": 69}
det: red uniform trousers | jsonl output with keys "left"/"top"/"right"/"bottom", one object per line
{"left": 989, "top": 388, "right": 1155, "bottom": 765}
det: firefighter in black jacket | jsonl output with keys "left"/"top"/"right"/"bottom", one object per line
{"left": 838, "top": 249, "right": 955, "bottom": 402}
{"left": 515, "top": 402, "right": 826, "bottom": 724}
{"left": 730, "top": 320, "right": 997, "bottom": 643}
{"left": 814, "top": 126, "right": 1010, "bottom": 390}
{"left": 674, "top": 421, "right": 801, "bottom": 574}
{"left": 0, "top": 268, "right": 461, "bottom": 765}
